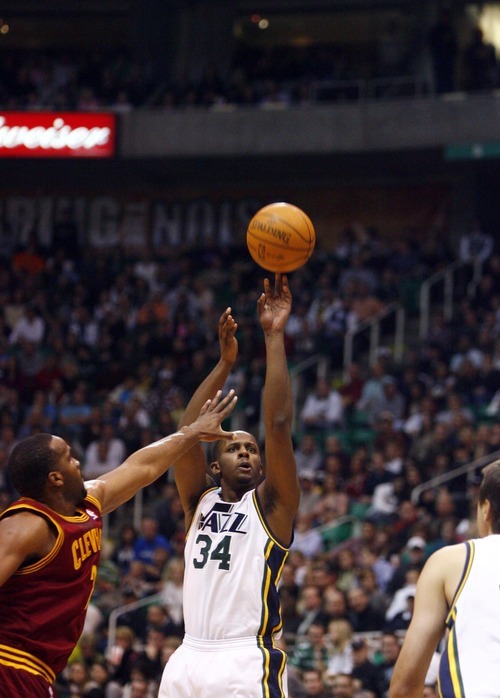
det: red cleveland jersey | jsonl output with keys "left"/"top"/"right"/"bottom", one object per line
{"left": 0, "top": 495, "right": 102, "bottom": 684}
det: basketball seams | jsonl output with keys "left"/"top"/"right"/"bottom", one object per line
{"left": 257, "top": 210, "right": 314, "bottom": 245}
{"left": 246, "top": 230, "right": 311, "bottom": 253}
{"left": 296, "top": 210, "right": 315, "bottom": 250}
{"left": 246, "top": 238, "right": 309, "bottom": 271}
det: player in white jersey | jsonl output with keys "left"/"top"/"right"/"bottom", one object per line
{"left": 159, "top": 273, "right": 300, "bottom": 698}
{"left": 389, "top": 459, "right": 500, "bottom": 698}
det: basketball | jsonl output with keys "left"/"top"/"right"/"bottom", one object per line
{"left": 246, "top": 202, "right": 316, "bottom": 273}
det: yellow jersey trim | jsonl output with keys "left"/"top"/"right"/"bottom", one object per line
{"left": 0, "top": 644, "right": 55, "bottom": 684}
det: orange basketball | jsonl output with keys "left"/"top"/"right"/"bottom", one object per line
{"left": 246, "top": 202, "right": 316, "bottom": 273}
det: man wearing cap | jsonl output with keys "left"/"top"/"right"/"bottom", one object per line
{"left": 297, "top": 469, "right": 323, "bottom": 518}
{"left": 390, "top": 460, "right": 500, "bottom": 698}
{"left": 386, "top": 536, "right": 426, "bottom": 596}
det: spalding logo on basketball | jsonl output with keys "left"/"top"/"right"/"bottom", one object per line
{"left": 246, "top": 202, "right": 316, "bottom": 273}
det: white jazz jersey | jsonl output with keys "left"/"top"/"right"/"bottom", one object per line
{"left": 439, "top": 536, "right": 500, "bottom": 698}
{"left": 182, "top": 487, "right": 289, "bottom": 641}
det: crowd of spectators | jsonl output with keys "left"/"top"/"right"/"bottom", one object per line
{"left": 0, "top": 7, "right": 498, "bottom": 696}
{"left": 0, "top": 209, "right": 498, "bottom": 696}
{"left": 0, "top": 17, "right": 497, "bottom": 113}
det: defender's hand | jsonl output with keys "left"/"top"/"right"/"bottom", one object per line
{"left": 188, "top": 390, "right": 238, "bottom": 442}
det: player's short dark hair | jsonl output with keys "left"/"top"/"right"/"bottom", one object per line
{"left": 479, "top": 460, "right": 500, "bottom": 533}
{"left": 209, "top": 440, "right": 222, "bottom": 463}
{"left": 7, "top": 433, "right": 57, "bottom": 498}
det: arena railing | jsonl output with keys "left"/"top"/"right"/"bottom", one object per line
{"left": 366, "top": 76, "right": 429, "bottom": 100}
{"left": 306, "top": 76, "right": 429, "bottom": 103}
{"left": 418, "top": 257, "right": 482, "bottom": 340}
{"left": 107, "top": 591, "right": 164, "bottom": 655}
{"left": 343, "top": 302, "right": 406, "bottom": 378}
{"left": 410, "top": 448, "right": 500, "bottom": 505}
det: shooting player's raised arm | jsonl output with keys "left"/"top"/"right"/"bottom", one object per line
{"left": 256, "top": 274, "right": 300, "bottom": 545}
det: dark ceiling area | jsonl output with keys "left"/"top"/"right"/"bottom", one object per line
{"left": 0, "top": 0, "right": 470, "bottom": 49}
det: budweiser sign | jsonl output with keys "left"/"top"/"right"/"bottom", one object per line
{"left": 0, "top": 112, "right": 116, "bottom": 158}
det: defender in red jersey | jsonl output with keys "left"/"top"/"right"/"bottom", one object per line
{"left": 0, "top": 389, "right": 237, "bottom": 697}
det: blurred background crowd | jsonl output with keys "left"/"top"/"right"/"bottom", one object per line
{"left": 0, "top": 213, "right": 498, "bottom": 697}
{"left": 0, "top": 11, "right": 498, "bottom": 114}
{"left": 0, "top": 0, "right": 499, "bottom": 695}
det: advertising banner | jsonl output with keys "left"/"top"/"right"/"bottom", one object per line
{"left": 0, "top": 112, "right": 116, "bottom": 158}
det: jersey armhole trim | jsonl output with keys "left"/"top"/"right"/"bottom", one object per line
{"left": 185, "top": 486, "right": 219, "bottom": 540}
{"left": 84, "top": 493, "right": 102, "bottom": 514}
{"left": 253, "top": 490, "right": 290, "bottom": 551}
{"left": 12, "top": 508, "right": 65, "bottom": 575}
{"left": 445, "top": 540, "right": 475, "bottom": 627}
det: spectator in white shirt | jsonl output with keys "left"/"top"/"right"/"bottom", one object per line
{"left": 356, "top": 361, "right": 388, "bottom": 426}
{"left": 300, "top": 377, "right": 344, "bottom": 433}
{"left": 160, "top": 557, "right": 185, "bottom": 626}
{"left": 291, "top": 512, "right": 324, "bottom": 559}
{"left": 375, "top": 376, "right": 407, "bottom": 426}
{"left": 458, "top": 220, "right": 494, "bottom": 264}
{"left": 8, "top": 304, "right": 45, "bottom": 346}
{"left": 118, "top": 396, "right": 151, "bottom": 431}
{"left": 84, "top": 422, "right": 127, "bottom": 478}
{"left": 297, "top": 470, "right": 324, "bottom": 518}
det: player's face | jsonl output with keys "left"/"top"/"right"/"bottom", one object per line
{"left": 51, "top": 436, "right": 87, "bottom": 504}
{"left": 213, "top": 431, "right": 263, "bottom": 487}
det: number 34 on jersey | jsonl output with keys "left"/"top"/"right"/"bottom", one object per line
{"left": 192, "top": 501, "right": 248, "bottom": 571}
